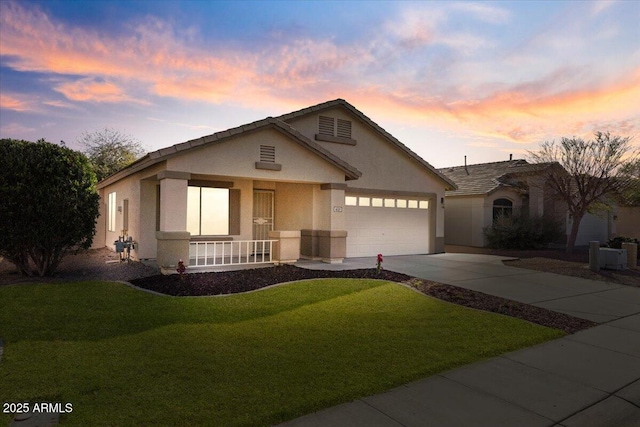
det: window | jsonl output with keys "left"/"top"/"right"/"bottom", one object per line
{"left": 397, "top": 199, "right": 407, "bottom": 208}
{"left": 493, "top": 198, "right": 513, "bottom": 222}
{"left": 187, "top": 187, "right": 230, "bottom": 235}
{"left": 345, "top": 196, "right": 357, "bottom": 206}
{"left": 108, "top": 192, "right": 117, "bottom": 232}
{"left": 359, "top": 197, "right": 370, "bottom": 206}
{"left": 408, "top": 200, "right": 418, "bottom": 209}
{"left": 419, "top": 201, "right": 429, "bottom": 209}
{"left": 384, "top": 198, "right": 395, "bottom": 207}
{"left": 371, "top": 198, "right": 383, "bottom": 207}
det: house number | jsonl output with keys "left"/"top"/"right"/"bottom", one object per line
{"left": 333, "top": 206, "right": 343, "bottom": 212}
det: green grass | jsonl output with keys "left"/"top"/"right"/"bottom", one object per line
{"left": 0, "top": 279, "right": 563, "bottom": 426}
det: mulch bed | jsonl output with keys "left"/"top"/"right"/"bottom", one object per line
{"left": 131, "top": 264, "right": 597, "bottom": 334}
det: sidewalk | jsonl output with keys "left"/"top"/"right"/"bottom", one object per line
{"left": 280, "top": 255, "right": 640, "bottom": 426}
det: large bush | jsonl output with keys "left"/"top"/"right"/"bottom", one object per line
{"left": 0, "top": 139, "right": 100, "bottom": 276}
{"left": 483, "top": 213, "right": 564, "bottom": 250}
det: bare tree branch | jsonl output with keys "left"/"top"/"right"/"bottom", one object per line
{"left": 528, "top": 132, "right": 638, "bottom": 253}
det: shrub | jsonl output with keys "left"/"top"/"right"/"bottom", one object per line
{"left": 606, "top": 236, "right": 639, "bottom": 249}
{"left": 484, "top": 213, "right": 564, "bottom": 250}
{"left": 0, "top": 139, "right": 100, "bottom": 276}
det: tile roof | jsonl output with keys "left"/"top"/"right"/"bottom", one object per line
{"left": 438, "top": 159, "right": 555, "bottom": 196}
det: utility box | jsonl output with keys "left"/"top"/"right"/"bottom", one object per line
{"left": 598, "top": 248, "right": 627, "bottom": 270}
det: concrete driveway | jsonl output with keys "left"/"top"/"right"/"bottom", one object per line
{"left": 284, "top": 254, "right": 640, "bottom": 427}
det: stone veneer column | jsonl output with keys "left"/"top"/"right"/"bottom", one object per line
{"left": 156, "top": 171, "right": 191, "bottom": 274}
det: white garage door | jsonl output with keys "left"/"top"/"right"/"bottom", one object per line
{"left": 345, "top": 195, "right": 430, "bottom": 257}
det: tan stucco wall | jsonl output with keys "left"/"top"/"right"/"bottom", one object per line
{"left": 98, "top": 163, "right": 166, "bottom": 260}
{"left": 274, "top": 182, "right": 315, "bottom": 230}
{"left": 100, "top": 175, "right": 141, "bottom": 259}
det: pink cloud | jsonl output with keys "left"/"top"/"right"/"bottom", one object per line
{"left": 0, "top": 93, "right": 33, "bottom": 112}
{"left": 54, "top": 78, "right": 144, "bottom": 104}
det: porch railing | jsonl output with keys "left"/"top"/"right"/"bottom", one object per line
{"left": 189, "top": 240, "right": 277, "bottom": 267}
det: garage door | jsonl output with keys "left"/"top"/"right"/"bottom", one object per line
{"left": 345, "top": 195, "right": 430, "bottom": 257}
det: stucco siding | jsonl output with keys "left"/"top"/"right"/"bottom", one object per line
{"left": 274, "top": 182, "right": 315, "bottom": 231}
{"left": 444, "top": 197, "right": 474, "bottom": 246}
{"left": 99, "top": 175, "right": 141, "bottom": 259}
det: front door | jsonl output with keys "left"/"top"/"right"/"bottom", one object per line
{"left": 253, "top": 190, "right": 274, "bottom": 254}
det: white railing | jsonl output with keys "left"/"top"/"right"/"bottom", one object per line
{"left": 189, "top": 240, "right": 277, "bottom": 267}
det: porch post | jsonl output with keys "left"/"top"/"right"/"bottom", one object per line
{"left": 319, "top": 183, "right": 347, "bottom": 264}
{"left": 156, "top": 171, "right": 191, "bottom": 274}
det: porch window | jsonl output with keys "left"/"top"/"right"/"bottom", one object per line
{"left": 493, "top": 198, "right": 513, "bottom": 222}
{"left": 108, "top": 192, "right": 117, "bottom": 232}
{"left": 187, "top": 186, "right": 240, "bottom": 236}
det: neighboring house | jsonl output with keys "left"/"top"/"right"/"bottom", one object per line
{"left": 438, "top": 158, "right": 614, "bottom": 247}
{"left": 94, "top": 99, "right": 456, "bottom": 271}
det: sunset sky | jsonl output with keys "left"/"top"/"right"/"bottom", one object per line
{"left": 1, "top": 0, "right": 638, "bottom": 168}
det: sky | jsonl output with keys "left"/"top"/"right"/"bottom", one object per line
{"left": 0, "top": 0, "right": 638, "bottom": 168}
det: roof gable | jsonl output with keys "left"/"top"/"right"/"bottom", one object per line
{"left": 98, "top": 117, "right": 361, "bottom": 188}
{"left": 278, "top": 99, "right": 457, "bottom": 190}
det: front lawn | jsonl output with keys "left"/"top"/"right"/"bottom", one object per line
{"left": 0, "top": 279, "right": 563, "bottom": 426}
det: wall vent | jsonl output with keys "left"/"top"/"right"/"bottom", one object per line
{"left": 318, "top": 116, "right": 335, "bottom": 136}
{"left": 336, "top": 119, "right": 352, "bottom": 139}
{"left": 260, "top": 145, "right": 276, "bottom": 163}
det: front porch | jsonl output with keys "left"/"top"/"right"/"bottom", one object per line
{"left": 151, "top": 173, "right": 349, "bottom": 274}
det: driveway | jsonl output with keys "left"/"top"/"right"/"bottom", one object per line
{"left": 382, "top": 254, "right": 640, "bottom": 324}
{"left": 286, "top": 254, "right": 640, "bottom": 426}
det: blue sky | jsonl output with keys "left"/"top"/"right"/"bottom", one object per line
{"left": 1, "top": 0, "right": 638, "bottom": 167}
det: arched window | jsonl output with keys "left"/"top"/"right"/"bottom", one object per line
{"left": 493, "top": 198, "right": 513, "bottom": 222}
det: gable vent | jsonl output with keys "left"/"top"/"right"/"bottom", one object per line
{"left": 319, "top": 115, "right": 335, "bottom": 136}
{"left": 337, "top": 119, "right": 352, "bottom": 139}
{"left": 260, "top": 145, "right": 276, "bottom": 163}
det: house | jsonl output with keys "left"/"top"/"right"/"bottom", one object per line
{"left": 94, "top": 99, "right": 456, "bottom": 271}
{"left": 438, "top": 158, "right": 614, "bottom": 247}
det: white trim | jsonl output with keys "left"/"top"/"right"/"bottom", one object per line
{"left": 189, "top": 240, "right": 277, "bottom": 267}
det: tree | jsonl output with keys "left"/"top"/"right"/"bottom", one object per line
{"left": 0, "top": 139, "right": 100, "bottom": 276}
{"left": 619, "top": 159, "right": 640, "bottom": 206}
{"left": 78, "top": 127, "right": 145, "bottom": 181}
{"left": 528, "top": 132, "right": 638, "bottom": 254}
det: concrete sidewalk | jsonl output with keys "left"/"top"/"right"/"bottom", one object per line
{"left": 280, "top": 255, "right": 640, "bottom": 426}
